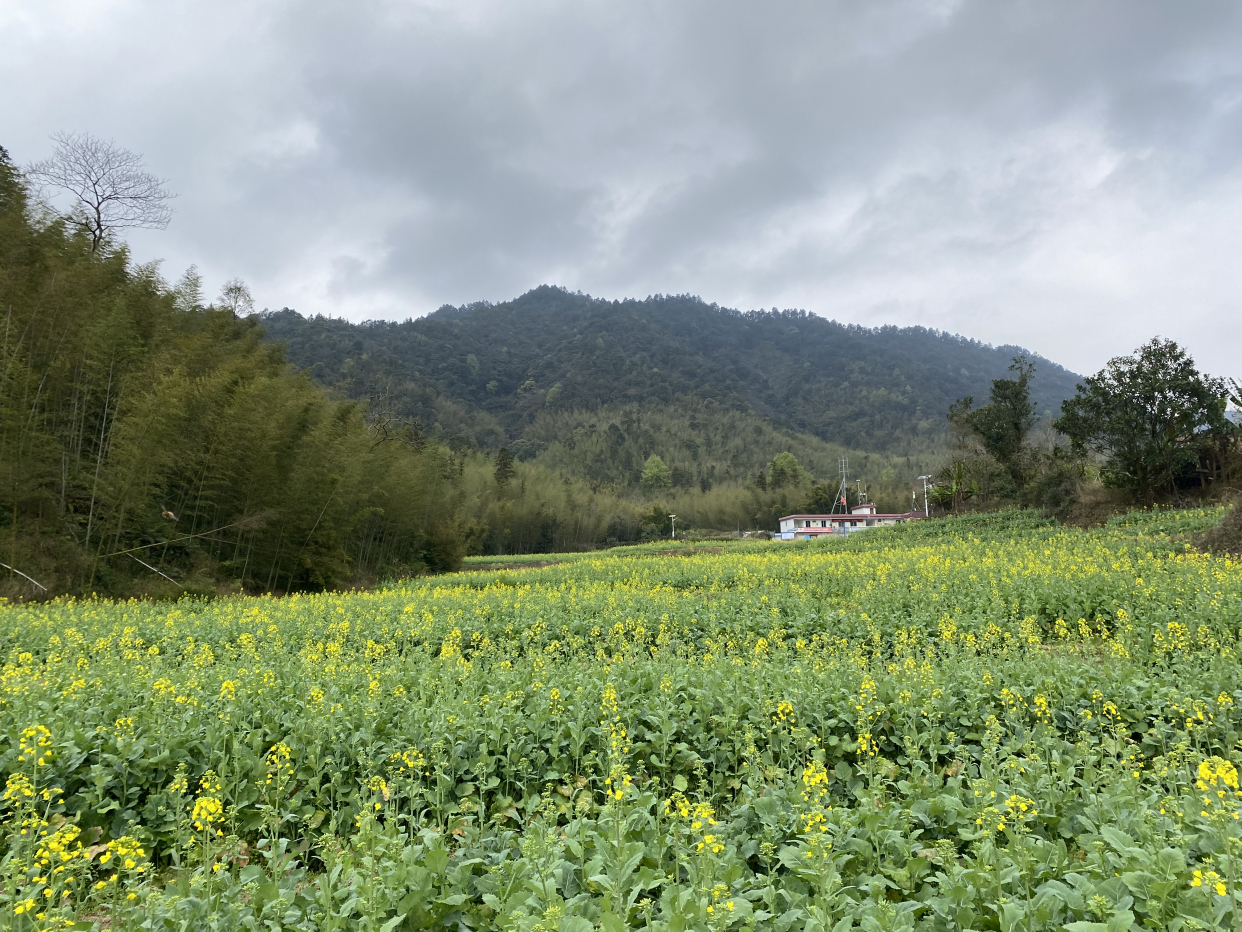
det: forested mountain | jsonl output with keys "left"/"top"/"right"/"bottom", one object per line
{"left": 262, "top": 287, "right": 1081, "bottom": 468}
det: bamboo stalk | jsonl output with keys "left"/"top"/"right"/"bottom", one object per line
{"left": 128, "top": 552, "right": 177, "bottom": 584}
{"left": 0, "top": 562, "right": 48, "bottom": 591}
{"left": 101, "top": 519, "right": 253, "bottom": 557}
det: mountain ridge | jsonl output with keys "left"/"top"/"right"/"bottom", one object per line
{"left": 260, "top": 286, "right": 1081, "bottom": 463}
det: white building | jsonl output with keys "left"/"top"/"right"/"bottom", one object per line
{"left": 776, "top": 503, "right": 919, "bottom": 540}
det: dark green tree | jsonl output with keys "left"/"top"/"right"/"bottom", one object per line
{"left": 950, "top": 356, "right": 1037, "bottom": 492}
{"left": 640, "top": 505, "right": 673, "bottom": 538}
{"left": 1055, "top": 338, "right": 1229, "bottom": 502}
{"left": 493, "top": 447, "right": 515, "bottom": 489}
{"left": 804, "top": 483, "right": 842, "bottom": 513}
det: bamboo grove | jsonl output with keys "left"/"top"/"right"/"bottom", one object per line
{"left": 0, "top": 507, "right": 1240, "bottom": 929}
{"left": 0, "top": 147, "right": 465, "bottom": 597}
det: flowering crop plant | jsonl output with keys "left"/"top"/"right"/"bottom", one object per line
{"left": 0, "top": 506, "right": 1240, "bottom": 929}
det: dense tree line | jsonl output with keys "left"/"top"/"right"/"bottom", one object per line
{"left": 931, "top": 343, "right": 1238, "bottom": 515}
{"left": 0, "top": 147, "right": 463, "bottom": 599}
{"left": 517, "top": 400, "right": 932, "bottom": 505}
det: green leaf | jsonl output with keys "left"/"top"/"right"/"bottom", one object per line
{"left": 1120, "top": 871, "right": 1154, "bottom": 897}
{"left": 1154, "top": 847, "right": 1186, "bottom": 878}
{"left": 754, "top": 795, "right": 783, "bottom": 822}
{"left": 778, "top": 844, "right": 807, "bottom": 869}
{"left": 1100, "top": 826, "right": 1136, "bottom": 853}
{"left": 999, "top": 901, "right": 1025, "bottom": 932}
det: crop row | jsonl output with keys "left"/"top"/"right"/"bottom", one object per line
{"left": 0, "top": 508, "right": 1238, "bottom": 929}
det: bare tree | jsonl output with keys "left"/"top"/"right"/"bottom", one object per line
{"left": 366, "top": 373, "right": 426, "bottom": 450}
{"left": 27, "top": 132, "right": 173, "bottom": 252}
{"left": 217, "top": 278, "right": 255, "bottom": 316}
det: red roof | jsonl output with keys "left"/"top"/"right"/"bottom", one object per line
{"left": 778, "top": 512, "right": 919, "bottom": 521}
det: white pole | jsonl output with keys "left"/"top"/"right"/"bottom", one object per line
{"left": 669, "top": 514, "right": 676, "bottom": 539}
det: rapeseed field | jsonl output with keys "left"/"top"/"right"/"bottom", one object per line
{"left": 1, "top": 508, "right": 1239, "bottom": 930}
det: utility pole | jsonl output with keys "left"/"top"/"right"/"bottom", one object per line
{"left": 669, "top": 514, "right": 677, "bottom": 540}
{"left": 917, "top": 476, "right": 932, "bottom": 518}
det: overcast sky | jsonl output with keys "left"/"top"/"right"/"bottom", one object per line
{"left": 2, "top": 1, "right": 1240, "bottom": 377}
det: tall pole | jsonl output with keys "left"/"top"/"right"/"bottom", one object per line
{"left": 833, "top": 456, "right": 849, "bottom": 514}
{"left": 669, "top": 514, "right": 676, "bottom": 540}
{"left": 917, "top": 475, "right": 932, "bottom": 518}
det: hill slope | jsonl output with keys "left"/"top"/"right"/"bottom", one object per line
{"left": 261, "top": 287, "right": 1081, "bottom": 489}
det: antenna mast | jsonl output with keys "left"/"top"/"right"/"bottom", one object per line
{"left": 855, "top": 478, "right": 868, "bottom": 505}
{"left": 832, "top": 456, "right": 850, "bottom": 515}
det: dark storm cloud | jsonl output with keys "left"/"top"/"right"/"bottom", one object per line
{"left": 2, "top": 1, "right": 1241, "bottom": 376}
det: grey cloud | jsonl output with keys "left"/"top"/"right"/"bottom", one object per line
{"left": 2, "top": 0, "right": 1241, "bottom": 376}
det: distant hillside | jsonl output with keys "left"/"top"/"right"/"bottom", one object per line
{"left": 520, "top": 401, "right": 939, "bottom": 512}
{"left": 262, "top": 287, "right": 1080, "bottom": 454}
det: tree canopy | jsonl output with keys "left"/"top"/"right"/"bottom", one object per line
{"left": 640, "top": 454, "right": 672, "bottom": 493}
{"left": 950, "top": 355, "right": 1038, "bottom": 492}
{"left": 1055, "top": 338, "right": 1232, "bottom": 502}
{"left": 767, "top": 452, "right": 809, "bottom": 489}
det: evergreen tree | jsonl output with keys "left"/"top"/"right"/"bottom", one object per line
{"left": 950, "top": 356, "right": 1037, "bottom": 492}
{"left": 493, "top": 447, "right": 515, "bottom": 489}
{"left": 804, "top": 484, "right": 840, "bottom": 513}
{"left": 1055, "top": 338, "right": 1229, "bottom": 502}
